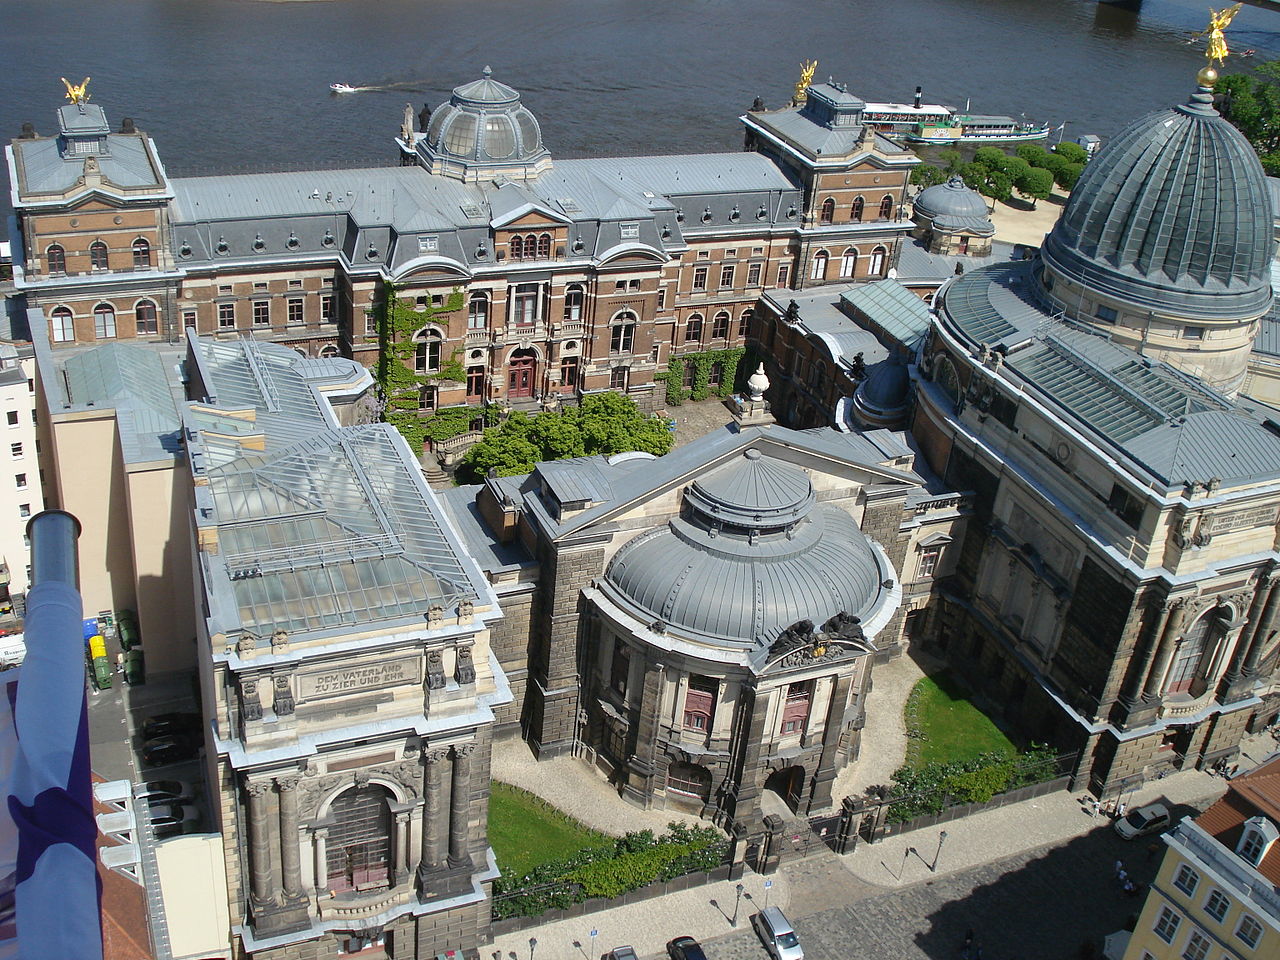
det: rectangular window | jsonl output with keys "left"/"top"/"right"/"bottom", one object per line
{"left": 683, "top": 676, "right": 716, "bottom": 731}
{"left": 418, "top": 235, "right": 439, "bottom": 253}
{"left": 1203, "top": 889, "right": 1229, "bottom": 922}
{"left": 611, "top": 324, "right": 635, "bottom": 354}
{"left": 51, "top": 309, "right": 74, "bottom": 343}
{"left": 218, "top": 284, "right": 232, "bottom": 294}
{"left": 692, "top": 266, "right": 708, "bottom": 291}
{"left": 1154, "top": 907, "right": 1181, "bottom": 944}
{"left": 252, "top": 300, "right": 270, "bottom": 326}
{"left": 514, "top": 283, "right": 539, "bottom": 326}
{"left": 218, "top": 303, "right": 235, "bottom": 329}
{"left": 1183, "top": 326, "right": 1205, "bottom": 340}
{"left": 657, "top": 287, "right": 667, "bottom": 309}
{"left": 288, "top": 279, "right": 302, "bottom": 289}
{"left": 183, "top": 310, "right": 197, "bottom": 329}
{"left": 725, "top": 249, "right": 737, "bottom": 259}
{"left": 9, "top": 443, "right": 21, "bottom": 459}
{"left": 253, "top": 282, "right": 268, "bottom": 292}
{"left": 17, "top": 504, "right": 29, "bottom": 519}
{"left": 609, "top": 642, "right": 630, "bottom": 696}
{"left": 780, "top": 681, "right": 811, "bottom": 735}
{"left": 6, "top": 412, "right": 17, "bottom": 428}
{"left": 610, "top": 367, "right": 629, "bottom": 391}
{"left": 720, "top": 264, "right": 735, "bottom": 288}
{"left": 1236, "top": 915, "right": 1263, "bottom": 948}
{"left": 918, "top": 547, "right": 941, "bottom": 579}
{"left": 614, "top": 281, "right": 627, "bottom": 293}
{"left": 321, "top": 295, "right": 334, "bottom": 323}
{"left": 288, "top": 298, "right": 304, "bottom": 325}
{"left": 1107, "top": 483, "right": 1144, "bottom": 528}
{"left": 1095, "top": 304, "right": 1117, "bottom": 323}
{"left": 777, "top": 263, "right": 791, "bottom": 288}
{"left": 365, "top": 312, "right": 377, "bottom": 336}
{"left": 747, "top": 262, "right": 762, "bottom": 286}
{"left": 14, "top": 474, "right": 26, "bottom": 490}
{"left": 466, "top": 366, "right": 485, "bottom": 399}
{"left": 1173, "top": 864, "right": 1199, "bottom": 896}
{"left": 620, "top": 222, "right": 639, "bottom": 240}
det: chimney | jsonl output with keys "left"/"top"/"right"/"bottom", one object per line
{"left": 914, "top": 87, "right": 923, "bottom": 109}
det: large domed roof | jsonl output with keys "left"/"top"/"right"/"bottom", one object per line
{"left": 1040, "top": 82, "right": 1273, "bottom": 320}
{"left": 419, "top": 67, "right": 551, "bottom": 181}
{"left": 601, "top": 449, "right": 888, "bottom": 648}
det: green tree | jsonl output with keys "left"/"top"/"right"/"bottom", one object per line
{"left": 1016, "top": 166, "right": 1055, "bottom": 206}
{"left": 1054, "top": 161, "right": 1085, "bottom": 191}
{"left": 1052, "top": 140, "right": 1088, "bottom": 165}
{"left": 910, "top": 163, "right": 947, "bottom": 188}
{"left": 457, "top": 392, "right": 673, "bottom": 482}
{"left": 937, "top": 149, "right": 963, "bottom": 174}
{"left": 1015, "top": 143, "right": 1050, "bottom": 167}
{"left": 999, "top": 155, "right": 1032, "bottom": 183}
{"left": 979, "top": 169, "right": 1013, "bottom": 203}
{"left": 973, "top": 146, "right": 1010, "bottom": 170}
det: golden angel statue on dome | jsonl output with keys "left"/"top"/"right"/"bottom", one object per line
{"left": 1201, "top": 4, "right": 1242, "bottom": 66}
{"left": 793, "top": 59, "right": 817, "bottom": 105}
{"left": 60, "top": 76, "right": 91, "bottom": 105}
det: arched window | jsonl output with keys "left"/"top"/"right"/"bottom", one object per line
{"left": 711, "top": 311, "right": 730, "bottom": 339}
{"left": 685, "top": 314, "right": 703, "bottom": 344}
{"left": 610, "top": 313, "right": 636, "bottom": 353}
{"left": 135, "top": 299, "right": 158, "bottom": 336}
{"left": 414, "top": 328, "right": 443, "bottom": 372}
{"left": 879, "top": 195, "right": 894, "bottom": 220}
{"left": 934, "top": 355, "right": 961, "bottom": 404}
{"left": 467, "top": 292, "right": 489, "bottom": 330}
{"left": 523, "top": 235, "right": 537, "bottom": 260}
{"left": 851, "top": 196, "right": 865, "bottom": 222}
{"left": 1166, "top": 610, "right": 1221, "bottom": 696}
{"left": 93, "top": 303, "right": 116, "bottom": 339}
{"left": 563, "top": 284, "right": 584, "bottom": 322}
{"left": 810, "top": 250, "right": 829, "bottom": 281}
{"left": 46, "top": 244, "right": 66, "bottom": 275}
{"left": 89, "top": 240, "right": 109, "bottom": 271}
{"left": 319, "top": 345, "right": 339, "bottom": 358}
{"left": 509, "top": 235, "right": 523, "bottom": 260}
{"left": 326, "top": 785, "right": 393, "bottom": 891}
{"left": 537, "top": 234, "right": 551, "bottom": 259}
{"left": 50, "top": 306, "right": 74, "bottom": 343}
{"left": 738, "top": 309, "right": 753, "bottom": 338}
{"left": 819, "top": 197, "right": 835, "bottom": 224}
{"left": 870, "top": 245, "right": 887, "bottom": 275}
{"left": 667, "top": 761, "right": 712, "bottom": 800}
{"left": 131, "top": 238, "right": 151, "bottom": 270}
{"left": 840, "top": 249, "right": 858, "bottom": 278}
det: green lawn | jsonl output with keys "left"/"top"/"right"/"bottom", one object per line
{"left": 487, "top": 781, "right": 610, "bottom": 877}
{"left": 906, "top": 672, "right": 1017, "bottom": 768}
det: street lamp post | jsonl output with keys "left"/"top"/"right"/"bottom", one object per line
{"left": 931, "top": 830, "right": 948, "bottom": 872}
{"left": 732, "top": 883, "right": 745, "bottom": 927}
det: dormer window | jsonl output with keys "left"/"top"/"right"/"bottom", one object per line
{"left": 418, "top": 235, "right": 439, "bottom": 253}
{"left": 620, "top": 222, "right": 639, "bottom": 240}
{"left": 1237, "top": 816, "right": 1279, "bottom": 866}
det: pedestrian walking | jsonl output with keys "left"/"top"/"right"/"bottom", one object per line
{"left": 1117, "top": 868, "right": 1128, "bottom": 886}
{"left": 1124, "top": 879, "right": 1139, "bottom": 898}
{"left": 964, "top": 928, "right": 974, "bottom": 947}
{"left": 1116, "top": 801, "right": 1126, "bottom": 819}
{"left": 1113, "top": 859, "right": 1124, "bottom": 878}
{"left": 1091, "top": 798, "right": 1101, "bottom": 818}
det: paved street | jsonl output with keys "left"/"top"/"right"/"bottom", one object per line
{"left": 701, "top": 814, "right": 1179, "bottom": 960}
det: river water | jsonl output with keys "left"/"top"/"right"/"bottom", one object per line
{"left": 3, "top": 0, "right": 1280, "bottom": 217}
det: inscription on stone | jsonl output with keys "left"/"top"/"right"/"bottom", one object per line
{"left": 299, "top": 656, "right": 422, "bottom": 700}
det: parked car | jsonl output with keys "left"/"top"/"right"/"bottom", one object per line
{"left": 667, "top": 936, "right": 708, "bottom": 960}
{"left": 142, "top": 735, "right": 198, "bottom": 767}
{"left": 134, "top": 779, "right": 196, "bottom": 805}
{"left": 148, "top": 803, "right": 200, "bottom": 839}
{"left": 1115, "top": 802, "right": 1172, "bottom": 840}
{"left": 752, "top": 906, "right": 804, "bottom": 960}
{"left": 142, "top": 712, "right": 201, "bottom": 740}
{"left": 607, "top": 948, "right": 639, "bottom": 960}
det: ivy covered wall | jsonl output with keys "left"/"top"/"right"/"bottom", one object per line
{"left": 653, "top": 347, "right": 747, "bottom": 407}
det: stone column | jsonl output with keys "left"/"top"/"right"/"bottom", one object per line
{"left": 1142, "top": 599, "right": 1189, "bottom": 702}
{"left": 1224, "top": 576, "right": 1272, "bottom": 684}
{"left": 312, "top": 827, "right": 329, "bottom": 896}
{"left": 416, "top": 749, "right": 449, "bottom": 888}
{"left": 809, "top": 673, "right": 854, "bottom": 813}
{"left": 245, "top": 779, "right": 276, "bottom": 909}
{"left": 276, "top": 776, "right": 305, "bottom": 901}
{"left": 393, "top": 810, "right": 411, "bottom": 885}
{"left": 447, "top": 744, "right": 474, "bottom": 869}
{"left": 624, "top": 661, "right": 666, "bottom": 806}
{"left": 1243, "top": 579, "right": 1280, "bottom": 677}
{"left": 1121, "top": 596, "right": 1174, "bottom": 707}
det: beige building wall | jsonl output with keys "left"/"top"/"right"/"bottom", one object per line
{"left": 125, "top": 461, "right": 196, "bottom": 672}
{"left": 0, "top": 357, "right": 40, "bottom": 599}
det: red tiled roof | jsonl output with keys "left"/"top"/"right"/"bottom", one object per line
{"left": 91, "top": 773, "right": 154, "bottom": 960}
{"left": 1194, "top": 754, "right": 1280, "bottom": 886}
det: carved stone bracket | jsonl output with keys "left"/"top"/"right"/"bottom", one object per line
{"left": 273, "top": 674, "right": 296, "bottom": 716}
{"left": 452, "top": 743, "right": 475, "bottom": 760}
{"left": 240, "top": 675, "right": 263, "bottom": 722}
{"left": 426, "top": 650, "right": 446, "bottom": 690}
{"left": 236, "top": 632, "right": 257, "bottom": 658}
{"left": 455, "top": 646, "right": 476, "bottom": 685}
{"left": 457, "top": 599, "right": 474, "bottom": 625}
{"left": 427, "top": 604, "right": 444, "bottom": 629}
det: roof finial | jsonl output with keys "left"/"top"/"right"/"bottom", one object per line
{"left": 60, "top": 76, "right": 91, "bottom": 106}
{"left": 793, "top": 59, "right": 817, "bottom": 106}
{"left": 1195, "top": 3, "right": 1242, "bottom": 88}
{"left": 482, "top": 65, "right": 493, "bottom": 78}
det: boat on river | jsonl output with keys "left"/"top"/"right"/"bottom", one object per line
{"left": 861, "top": 88, "right": 1049, "bottom": 145}
{"left": 330, "top": 82, "right": 358, "bottom": 94}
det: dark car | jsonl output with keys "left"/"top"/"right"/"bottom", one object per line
{"left": 142, "top": 735, "right": 198, "bottom": 767}
{"left": 135, "top": 779, "right": 196, "bottom": 805}
{"left": 667, "top": 936, "right": 708, "bottom": 960}
{"left": 148, "top": 803, "right": 200, "bottom": 839}
{"left": 142, "top": 712, "right": 201, "bottom": 740}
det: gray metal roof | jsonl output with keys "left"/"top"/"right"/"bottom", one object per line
{"left": 538, "top": 457, "right": 615, "bottom": 505}
{"left": 840, "top": 279, "right": 932, "bottom": 351}
{"left": 11, "top": 134, "right": 165, "bottom": 195}
{"left": 188, "top": 337, "right": 490, "bottom": 642}
{"left": 1041, "top": 85, "right": 1274, "bottom": 322}
{"left": 914, "top": 177, "right": 992, "bottom": 226}
{"left": 894, "top": 238, "right": 1021, "bottom": 284}
{"left": 62, "top": 343, "right": 181, "bottom": 463}
{"left": 939, "top": 260, "right": 1280, "bottom": 489}
{"left": 763, "top": 285, "right": 889, "bottom": 374}
{"left": 602, "top": 447, "right": 887, "bottom": 648}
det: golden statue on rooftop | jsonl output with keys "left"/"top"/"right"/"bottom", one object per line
{"left": 1200, "top": 4, "right": 1242, "bottom": 66}
{"left": 60, "top": 76, "right": 91, "bottom": 105}
{"left": 793, "top": 59, "right": 817, "bottom": 105}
